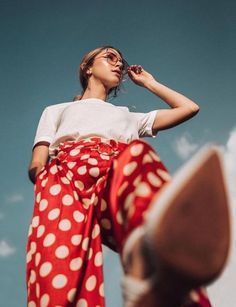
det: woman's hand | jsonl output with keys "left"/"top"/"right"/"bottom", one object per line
{"left": 28, "top": 145, "right": 49, "bottom": 184}
{"left": 127, "top": 65, "right": 155, "bottom": 87}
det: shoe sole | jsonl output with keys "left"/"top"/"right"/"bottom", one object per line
{"left": 145, "top": 145, "right": 231, "bottom": 287}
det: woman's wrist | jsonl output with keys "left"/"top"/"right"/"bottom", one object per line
{"left": 28, "top": 163, "right": 44, "bottom": 184}
{"left": 143, "top": 78, "right": 163, "bottom": 94}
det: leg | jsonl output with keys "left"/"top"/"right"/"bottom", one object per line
{"left": 26, "top": 142, "right": 108, "bottom": 306}
{"left": 103, "top": 140, "right": 230, "bottom": 306}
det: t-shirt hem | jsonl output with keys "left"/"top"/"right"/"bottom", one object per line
{"left": 33, "top": 137, "right": 52, "bottom": 149}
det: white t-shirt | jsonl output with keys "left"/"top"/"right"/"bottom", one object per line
{"left": 33, "top": 98, "right": 158, "bottom": 156}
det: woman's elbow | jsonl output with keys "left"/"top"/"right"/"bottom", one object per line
{"left": 189, "top": 103, "right": 200, "bottom": 116}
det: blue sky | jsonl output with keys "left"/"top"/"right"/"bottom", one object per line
{"left": 0, "top": 0, "right": 235, "bottom": 306}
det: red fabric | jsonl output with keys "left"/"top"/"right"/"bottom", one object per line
{"left": 26, "top": 137, "right": 212, "bottom": 306}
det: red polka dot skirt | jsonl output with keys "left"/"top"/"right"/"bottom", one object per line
{"left": 26, "top": 137, "right": 212, "bottom": 307}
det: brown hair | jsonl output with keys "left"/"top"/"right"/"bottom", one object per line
{"left": 76, "top": 45, "right": 125, "bottom": 100}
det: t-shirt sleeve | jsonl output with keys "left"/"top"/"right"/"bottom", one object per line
{"left": 33, "top": 107, "right": 57, "bottom": 149}
{"left": 132, "top": 110, "right": 158, "bottom": 138}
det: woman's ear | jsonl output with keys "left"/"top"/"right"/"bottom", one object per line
{"left": 80, "top": 63, "right": 92, "bottom": 76}
{"left": 86, "top": 68, "right": 92, "bottom": 76}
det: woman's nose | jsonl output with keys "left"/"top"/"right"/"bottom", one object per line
{"left": 116, "top": 60, "right": 123, "bottom": 69}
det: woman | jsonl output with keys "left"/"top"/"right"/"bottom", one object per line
{"left": 26, "top": 45, "right": 230, "bottom": 307}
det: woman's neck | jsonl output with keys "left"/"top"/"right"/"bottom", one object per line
{"left": 81, "top": 82, "right": 108, "bottom": 101}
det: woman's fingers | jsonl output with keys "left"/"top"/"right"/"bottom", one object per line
{"left": 128, "top": 65, "right": 143, "bottom": 74}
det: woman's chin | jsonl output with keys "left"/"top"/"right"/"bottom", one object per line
{"left": 107, "top": 80, "right": 121, "bottom": 90}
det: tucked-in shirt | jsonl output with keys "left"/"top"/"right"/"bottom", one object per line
{"left": 33, "top": 98, "right": 158, "bottom": 156}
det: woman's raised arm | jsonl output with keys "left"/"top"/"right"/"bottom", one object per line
{"left": 127, "top": 65, "right": 200, "bottom": 134}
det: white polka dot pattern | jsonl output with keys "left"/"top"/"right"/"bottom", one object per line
{"left": 142, "top": 153, "right": 153, "bottom": 164}
{"left": 130, "top": 144, "right": 144, "bottom": 156}
{"left": 92, "top": 224, "right": 100, "bottom": 239}
{"left": 35, "top": 252, "right": 41, "bottom": 266}
{"left": 61, "top": 177, "right": 70, "bottom": 184}
{"left": 85, "top": 275, "right": 97, "bottom": 291}
{"left": 99, "top": 283, "right": 104, "bottom": 297}
{"left": 29, "top": 270, "right": 36, "bottom": 284}
{"left": 70, "top": 149, "right": 80, "bottom": 156}
{"left": 26, "top": 139, "right": 186, "bottom": 307}
{"left": 55, "top": 245, "right": 69, "bottom": 259}
{"left": 124, "top": 193, "right": 134, "bottom": 210}
{"left": 49, "top": 184, "right": 61, "bottom": 196}
{"left": 30, "top": 242, "right": 37, "bottom": 254}
{"left": 94, "top": 252, "right": 103, "bottom": 267}
{"left": 52, "top": 274, "right": 68, "bottom": 289}
{"left": 50, "top": 165, "right": 58, "bottom": 175}
{"left": 67, "top": 288, "right": 77, "bottom": 302}
{"left": 89, "top": 167, "right": 100, "bottom": 177}
{"left": 73, "top": 211, "right": 85, "bottom": 223}
{"left": 41, "top": 178, "right": 48, "bottom": 187}
{"left": 43, "top": 233, "right": 56, "bottom": 247}
{"left": 74, "top": 180, "right": 84, "bottom": 190}
{"left": 58, "top": 219, "right": 71, "bottom": 231}
{"left": 147, "top": 172, "right": 162, "bottom": 187}
{"left": 39, "top": 199, "right": 48, "bottom": 211}
{"left": 73, "top": 190, "right": 79, "bottom": 200}
{"left": 118, "top": 181, "right": 128, "bottom": 196}
{"left": 82, "top": 198, "right": 91, "bottom": 208}
{"left": 82, "top": 238, "right": 89, "bottom": 251}
{"left": 39, "top": 262, "right": 52, "bottom": 277}
{"left": 32, "top": 216, "right": 39, "bottom": 228}
{"left": 37, "top": 225, "right": 45, "bottom": 238}
{"left": 149, "top": 150, "right": 161, "bottom": 161}
{"left": 36, "top": 283, "right": 40, "bottom": 298}
{"left": 101, "top": 199, "right": 107, "bottom": 211}
{"left": 80, "top": 154, "right": 90, "bottom": 160}
{"left": 40, "top": 293, "right": 50, "bottom": 307}
{"left": 76, "top": 299, "right": 88, "bottom": 307}
{"left": 71, "top": 234, "right": 82, "bottom": 246}
{"left": 62, "top": 194, "right": 74, "bottom": 206}
{"left": 88, "top": 158, "right": 98, "bottom": 165}
{"left": 123, "top": 161, "right": 137, "bottom": 176}
{"left": 116, "top": 210, "right": 123, "bottom": 225}
{"left": 157, "top": 169, "right": 171, "bottom": 181}
{"left": 36, "top": 192, "right": 41, "bottom": 203}
{"left": 87, "top": 248, "right": 93, "bottom": 260}
{"left": 70, "top": 257, "right": 83, "bottom": 271}
{"left": 135, "top": 182, "right": 151, "bottom": 197}
{"left": 48, "top": 208, "right": 60, "bottom": 220}
{"left": 67, "top": 162, "right": 76, "bottom": 169}
{"left": 77, "top": 166, "right": 87, "bottom": 175}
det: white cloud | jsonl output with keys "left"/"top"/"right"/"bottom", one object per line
{"left": 208, "top": 128, "right": 236, "bottom": 306}
{"left": 173, "top": 133, "right": 199, "bottom": 159}
{"left": 224, "top": 128, "right": 236, "bottom": 203}
{"left": 0, "top": 240, "right": 16, "bottom": 257}
{"left": 5, "top": 193, "right": 24, "bottom": 204}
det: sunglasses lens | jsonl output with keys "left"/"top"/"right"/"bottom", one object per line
{"left": 106, "top": 51, "right": 129, "bottom": 76}
{"left": 107, "top": 53, "right": 118, "bottom": 65}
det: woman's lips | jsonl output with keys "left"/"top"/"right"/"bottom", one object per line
{"left": 112, "top": 70, "right": 121, "bottom": 77}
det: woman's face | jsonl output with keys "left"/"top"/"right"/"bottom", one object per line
{"left": 88, "top": 48, "right": 125, "bottom": 91}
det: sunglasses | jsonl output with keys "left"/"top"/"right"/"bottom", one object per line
{"left": 95, "top": 49, "right": 130, "bottom": 76}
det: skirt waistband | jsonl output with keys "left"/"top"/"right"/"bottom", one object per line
{"left": 54, "top": 137, "right": 128, "bottom": 158}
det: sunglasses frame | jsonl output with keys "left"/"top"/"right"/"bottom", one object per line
{"left": 94, "top": 49, "right": 130, "bottom": 76}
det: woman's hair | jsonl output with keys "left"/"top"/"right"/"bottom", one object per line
{"left": 75, "top": 45, "right": 125, "bottom": 101}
